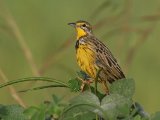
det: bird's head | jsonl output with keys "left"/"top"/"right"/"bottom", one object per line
{"left": 68, "top": 20, "right": 92, "bottom": 40}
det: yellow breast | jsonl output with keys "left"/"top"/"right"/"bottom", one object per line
{"left": 76, "top": 44, "right": 97, "bottom": 78}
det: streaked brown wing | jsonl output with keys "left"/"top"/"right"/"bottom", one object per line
{"left": 89, "top": 37, "right": 125, "bottom": 82}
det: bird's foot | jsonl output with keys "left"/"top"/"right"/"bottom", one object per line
{"left": 77, "top": 77, "right": 93, "bottom": 92}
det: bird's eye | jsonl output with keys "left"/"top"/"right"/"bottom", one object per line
{"left": 82, "top": 24, "right": 86, "bottom": 27}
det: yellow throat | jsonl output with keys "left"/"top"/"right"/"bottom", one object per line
{"left": 76, "top": 27, "right": 87, "bottom": 40}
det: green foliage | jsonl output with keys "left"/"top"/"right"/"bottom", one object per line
{"left": 24, "top": 95, "right": 65, "bottom": 120}
{"left": 0, "top": 104, "right": 27, "bottom": 120}
{"left": 109, "top": 78, "right": 135, "bottom": 98}
{"left": 133, "top": 102, "right": 150, "bottom": 119}
{"left": 151, "top": 112, "right": 160, "bottom": 120}
{"left": 61, "top": 78, "right": 135, "bottom": 120}
{"left": 0, "top": 0, "right": 160, "bottom": 114}
{"left": 68, "top": 71, "right": 93, "bottom": 92}
{"left": 0, "top": 77, "right": 159, "bottom": 120}
{"left": 60, "top": 92, "right": 101, "bottom": 120}
{"left": 60, "top": 92, "right": 132, "bottom": 120}
{"left": 68, "top": 78, "right": 81, "bottom": 92}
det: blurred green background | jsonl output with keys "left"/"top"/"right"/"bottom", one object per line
{"left": 0, "top": 0, "right": 160, "bottom": 114}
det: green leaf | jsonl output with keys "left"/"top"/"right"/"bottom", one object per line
{"left": 50, "top": 95, "right": 65, "bottom": 118}
{"left": 61, "top": 91, "right": 135, "bottom": 120}
{"left": 68, "top": 78, "right": 81, "bottom": 92}
{"left": 151, "top": 111, "right": 160, "bottom": 120}
{"left": 24, "top": 103, "right": 47, "bottom": 120}
{"left": 109, "top": 78, "right": 135, "bottom": 98}
{"left": 68, "top": 71, "right": 93, "bottom": 92}
{"left": 61, "top": 107, "right": 96, "bottom": 120}
{"left": 23, "top": 106, "right": 38, "bottom": 119}
{"left": 101, "top": 94, "right": 132, "bottom": 119}
{"left": 71, "top": 91, "right": 100, "bottom": 105}
{"left": 24, "top": 95, "right": 65, "bottom": 120}
{"left": 0, "top": 104, "right": 27, "bottom": 120}
{"left": 133, "top": 115, "right": 142, "bottom": 120}
{"left": 60, "top": 103, "right": 104, "bottom": 120}
{"left": 31, "top": 110, "right": 45, "bottom": 120}
{"left": 90, "top": 86, "right": 106, "bottom": 101}
{"left": 52, "top": 94, "right": 61, "bottom": 105}
{"left": 60, "top": 92, "right": 106, "bottom": 120}
{"left": 69, "top": 92, "right": 101, "bottom": 116}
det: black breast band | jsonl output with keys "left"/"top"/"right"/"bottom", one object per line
{"left": 75, "top": 40, "right": 79, "bottom": 49}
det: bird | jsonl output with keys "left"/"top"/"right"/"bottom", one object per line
{"left": 68, "top": 20, "right": 125, "bottom": 94}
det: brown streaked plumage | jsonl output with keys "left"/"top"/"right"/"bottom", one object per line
{"left": 68, "top": 20, "right": 125, "bottom": 94}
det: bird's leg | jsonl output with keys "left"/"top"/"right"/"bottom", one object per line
{"left": 77, "top": 77, "right": 93, "bottom": 92}
{"left": 95, "top": 68, "right": 109, "bottom": 95}
{"left": 94, "top": 68, "right": 102, "bottom": 94}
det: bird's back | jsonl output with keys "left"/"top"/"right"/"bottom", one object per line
{"left": 76, "top": 35, "right": 125, "bottom": 83}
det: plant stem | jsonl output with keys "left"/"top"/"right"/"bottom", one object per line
{"left": 0, "top": 77, "right": 69, "bottom": 88}
{"left": 94, "top": 68, "right": 102, "bottom": 120}
{"left": 94, "top": 68, "right": 102, "bottom": 95}
{"left": 0, "top": 69, "right": 26, "bottom": 108}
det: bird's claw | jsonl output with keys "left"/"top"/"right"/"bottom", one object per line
{"left": 77, "top": 77, "right": 93, "bottom": 92}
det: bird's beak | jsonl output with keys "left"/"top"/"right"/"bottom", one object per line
{"left": 68, "top": 22, "right": 76, "bottom": 27}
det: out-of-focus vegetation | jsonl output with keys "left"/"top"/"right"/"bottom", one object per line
{"left": 0, "top": 0, "right": 160, "bottom": 114}
{"left": 0, "top": 77, "right": 159, "bottom": 120}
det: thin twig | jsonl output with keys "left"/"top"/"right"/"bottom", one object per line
{"left": 0, "top": 69, "right": 26, "bottom": 108}
{"left": 141, "top": 14, "right": 160, "bottom": 21}
{"left": 90, "top": 0, "right": 112, "bottom": 20}
{"left": 124, "top": 0, "right": 160, "bottom": 69}
{"left": 5, "top": 15, "right": 40, "bottom": 76}
{"left": 125, "top": 22, "right": 157, "bottom": 72}
{"left": 39, "top": 37, "right": 73, "bottom": 75}
{"left": 0, "top": 1, "right": 40, "bottom": 76}
{"left": 93, "top": 14, "right": 123, "bottom": 30}
{"left": 115, "top": 0, "right": 132, "bottom": 55}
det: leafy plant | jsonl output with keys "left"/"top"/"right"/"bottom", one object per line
{"left": 60, "top": 79, "right": 134, "bottom": 120}
{"left": 24, "top": 95, "right": 65, "bottom": 120}
{"left": 0, "top": 74, "right": 159, "bottom": 120}
{"left": 0, "top": 104, "right": 27, "bottom": 120}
